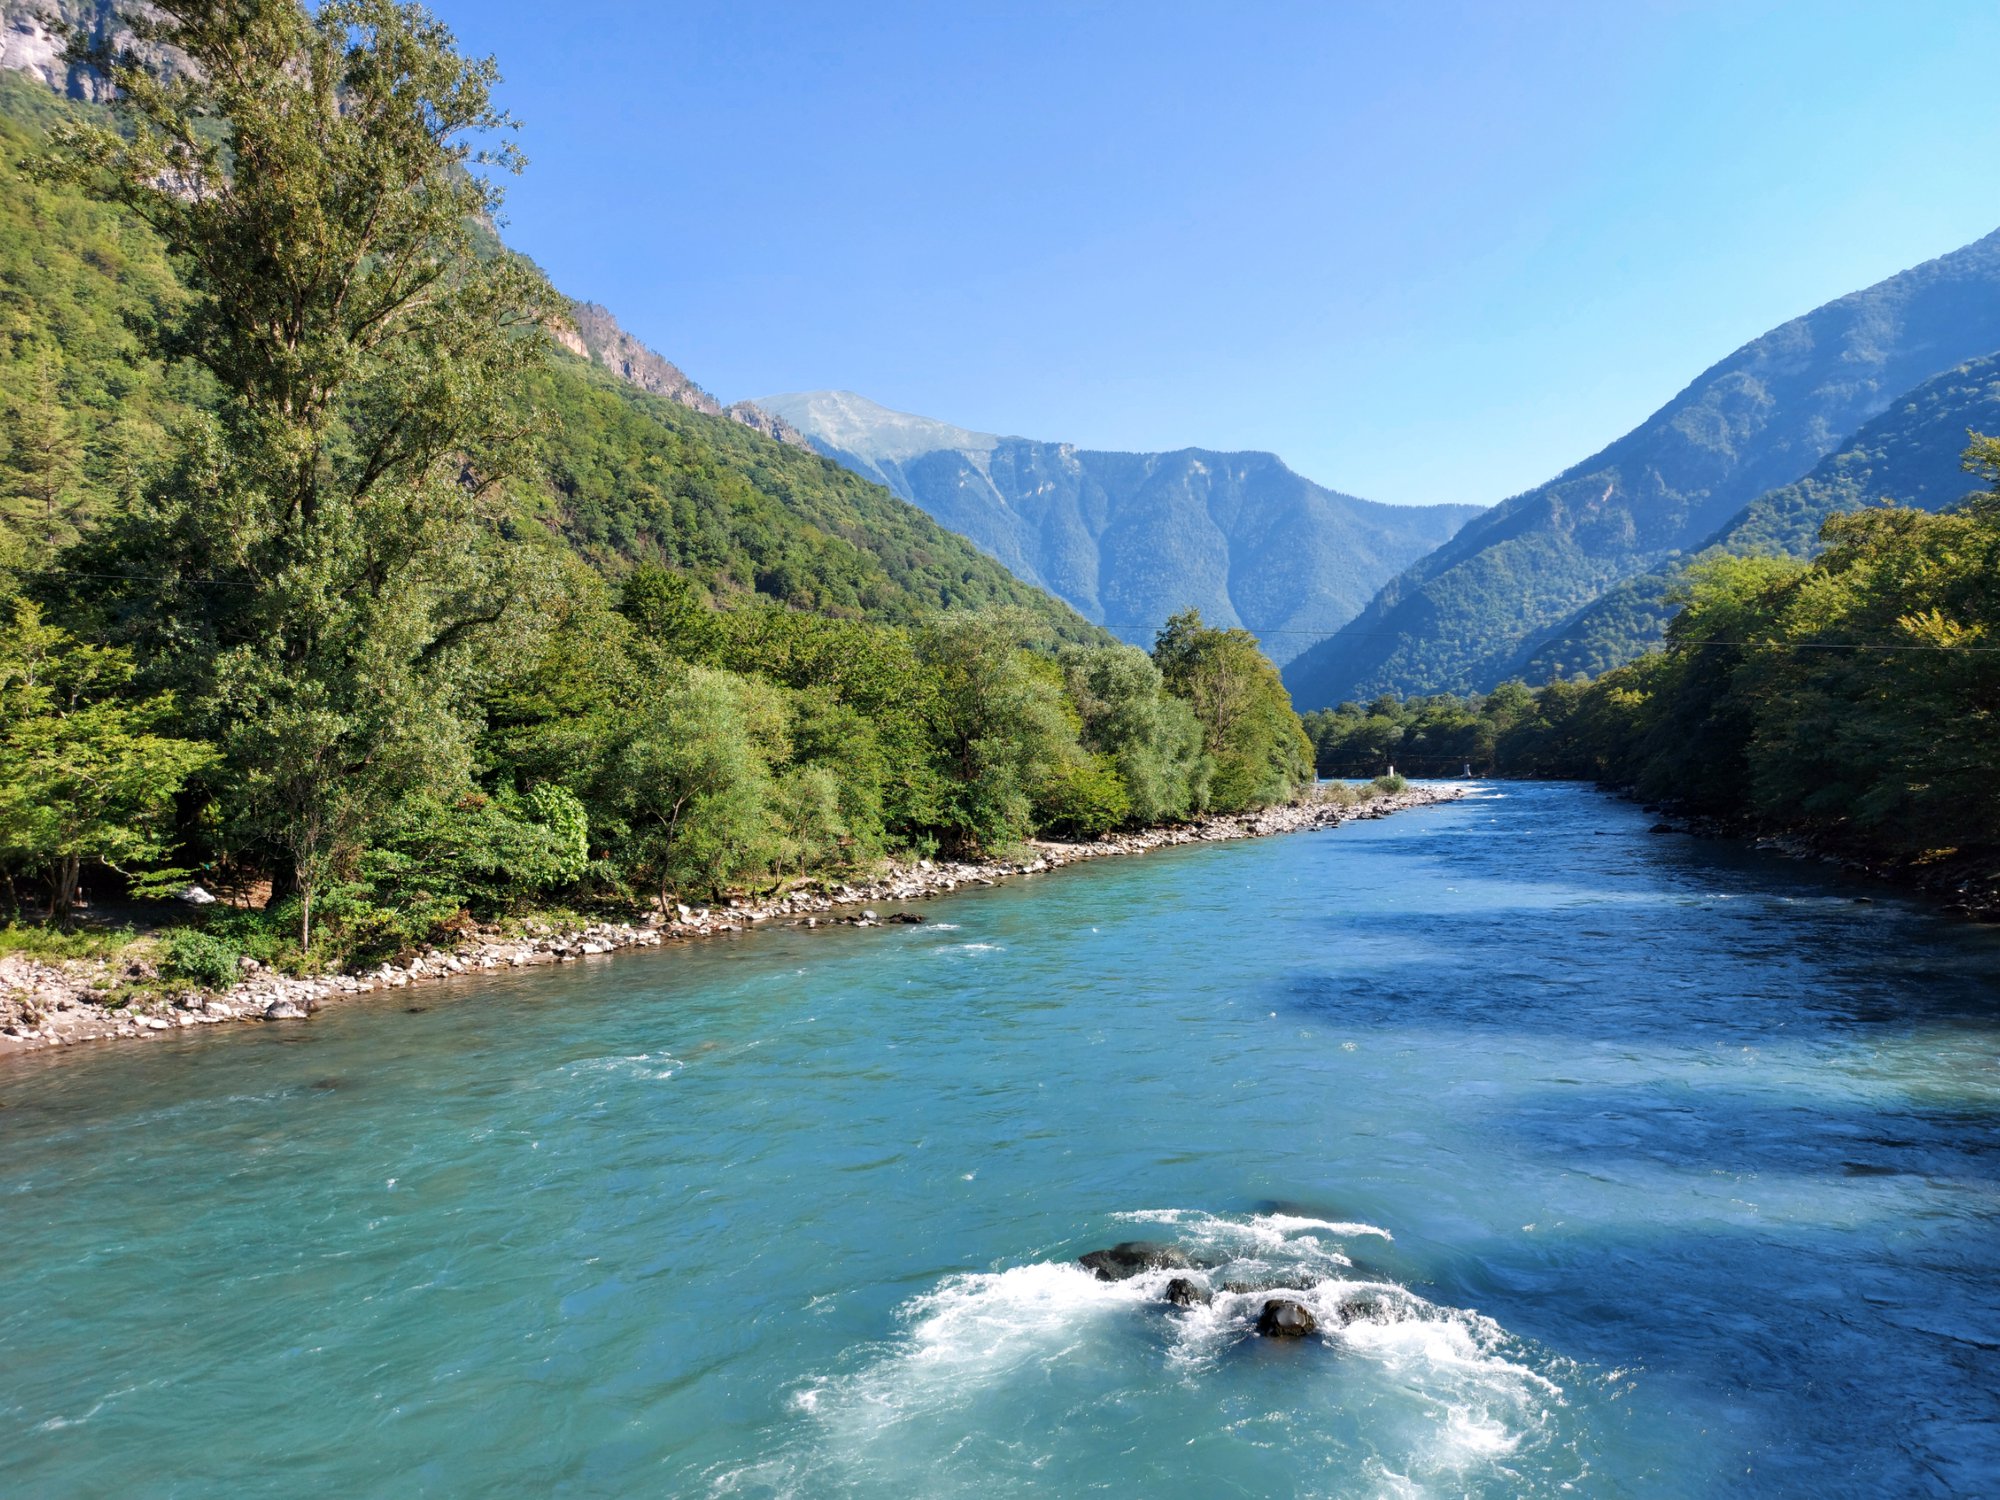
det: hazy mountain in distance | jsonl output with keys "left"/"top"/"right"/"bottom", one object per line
{"left": 753, "top": 390, "right": 1482, "bottom": 665}
{"left": 1283, "top": 226, "right": 2000, "bottom": 707}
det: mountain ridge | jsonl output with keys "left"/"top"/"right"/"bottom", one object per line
{"left": 754, "top": 389, "right": 1482, "bottom": 665}
{"left": 1516, "top": 351, "right": 2000, "bottom": 680}
{"left": 1283, "top": 225, "right": 2000, "bottom": 706}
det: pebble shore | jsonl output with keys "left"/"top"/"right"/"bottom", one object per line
{"left": 0, "top": 785, "right": 1464, "bottom": 1057}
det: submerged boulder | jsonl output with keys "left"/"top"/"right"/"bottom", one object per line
{"left": 1078, "top": 1241, "right": 1194, "bottom": 1281}
{"left": 1163, "top": 1277, "right": 1211, "bottom": 1308}
{"left": 1331, "top": 1292, "right": 1385, "bottom": 1325}
{"left": 1256, "top": 1298, "right": 1319, "bottom": 1338}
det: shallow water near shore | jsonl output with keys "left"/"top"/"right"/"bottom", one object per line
{"left": 4, "top": 782, "right": 1999, "bottom": 1497}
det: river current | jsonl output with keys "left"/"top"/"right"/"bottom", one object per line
{"left": 3, "top": 783, "right": 1998, "bottom": 1497}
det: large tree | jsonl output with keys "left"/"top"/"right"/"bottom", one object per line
{"left": 42, "top": 0, "right": 553, "bottom": 949}
{"left": 1153, "top": 610, "right": 1313, "bottom": 812}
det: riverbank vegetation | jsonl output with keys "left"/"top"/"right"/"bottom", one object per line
{"left": 1307, "top": 461, "right": 1999, "bottom": 891}
{"left": 0, "top": 2, "right": 1313, "bottom": 977}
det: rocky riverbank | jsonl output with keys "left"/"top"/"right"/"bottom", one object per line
{"left": 0, "top": 784, "right": 1464, "bottom": 1057}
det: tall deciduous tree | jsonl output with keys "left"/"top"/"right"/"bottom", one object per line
{"left": 1153, "top": 609, "right": 1313, "bottom": 812}
{"left": 41, "top": 0, "right": 554, "bottom": 949}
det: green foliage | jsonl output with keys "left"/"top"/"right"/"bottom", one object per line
{"left": 597, "top": 666, "right": 783, "bottom": 907}
{"left": 1284, "top": 234, "right": 2000, "bottom": 707}
{"left": 158, "top": 927, "right": 241, "bottom": 990}
{"left": 0, "top": 920, "right": 134, "bottom": 960}
{"left": 0, "top": 599, "right": 217, "bottom": 915}
{"left": 521, "top": 361, "right": 1103, "bottom": 641}
{"left": 914, "top": 613, "right": 1078, "bottom": 850}
{"left": 0, "top": 13, "right": 1318, "bottom": 965}
{"left": 1035, "top": 754, "right": 1133, "bottom": 839}
{"left": 1526, "top": 353, "right": 2000, "bottom": 680}
{"left": 39, "top": 0, "right": 555, "bottom": 951}
{"left": 1370, "top": 773, "right": 1409, "bottom": 794}
{"left": 1060, "top": 643, "right": 1208, "bottom": 823}
{"left": 1153, "top": 610, "right": 1312, "bottom": 812}
{"left": 1491, "top": 448, "right": 2000, "bottom": 868}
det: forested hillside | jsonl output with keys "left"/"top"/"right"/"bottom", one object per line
{"left": 0, "top": 72, "right": 1100, "bottom": 638}
{"left": 1305, "top": 440, "right": 1998, "bottom": 905}
{"left": 1517, "top": 353, "right": 2000, "bottom": 679}
{"left": 757, "top": 389, "right": 1480, "bottom": 664}
{"left": 1283, "top": 228, "right": 2000, "bottom": 706}
{"left": 0, "top": 2, "right": 1314, "bottom": 977}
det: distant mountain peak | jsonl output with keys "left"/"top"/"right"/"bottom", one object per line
{"left": 754, "top": 388, "right": 1482, "bottom": 665}
{"left": 752, "top": 390, "right": 999, "bottom": 465}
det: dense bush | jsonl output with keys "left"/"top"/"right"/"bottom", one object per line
{"left": 158, "top": 928, "right": 241, "bottom": 990}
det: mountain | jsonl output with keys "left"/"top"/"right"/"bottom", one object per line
{"left": 1282, "top": 228, "right": 2000, "bottom": 707}
{"left": 1519, "top": 353, "right": 2000, "bottom": 680}
{"left": 0, "top": 64, "right": 1102, "bottom": 643}
{"left": 754, "top": 390, "right": 1481, "bottom": 665}
{"left": 553, "top": 302, "right": 811, "bottom": 450}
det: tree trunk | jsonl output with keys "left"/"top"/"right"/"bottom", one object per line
{"left": 49, "top": 855, "right": 82, "bottom": 922}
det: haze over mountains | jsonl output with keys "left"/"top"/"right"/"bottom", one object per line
{"left": 753, "top": 390, "right": 1480, "bottom": 664}
{"left": 1283, "top": 228, "right": 2000, "bottom": 708}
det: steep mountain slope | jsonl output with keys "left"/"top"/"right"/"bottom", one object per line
{"left": 0, "top": 67, "right": 1101, "bottom": 642}
{"left": 755, "top": 390, "right": 1481, "bottom": 664}
{"left": 554, "top": 301, "right": 810, "bottom": 449}
{"left": 1518, "top": 353, "right": 2000, "bottom": 679}
{"left": 1283, "top": 228, "right": 2000, "bottom": 707}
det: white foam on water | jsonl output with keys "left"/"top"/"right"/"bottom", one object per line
{"left": 724, "top": 1210, "right": 1578, "bottom": 1498}
{"left": 937, "top": 942, "right": 1001, "bottom": 955}
{"left": 554, "top": 1052, "right": 680, "bottom": 1081}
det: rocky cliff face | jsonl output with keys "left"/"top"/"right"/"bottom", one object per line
{"left": 0, "top": 0, "right": 179, "bottom": 101}
{"left": 753, "top": 390, "right": 1481, "bottom": 665}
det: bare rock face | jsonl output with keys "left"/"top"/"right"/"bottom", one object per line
{"left": 564, "top": 301, "right": 722, "bottom": 414}
{"left": 724, "top": 399, "right": 811, "bottom": 449}
{"left": 0, "top": 1, "right": 184, "bottom": 102}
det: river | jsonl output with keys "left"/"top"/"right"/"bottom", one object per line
{"left": 2, "top": 782, "right": 1998, "bottom": 1497}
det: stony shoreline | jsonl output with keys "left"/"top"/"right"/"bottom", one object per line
{"left": 0, "top": 784, "right": 1464, "bottom": 1058}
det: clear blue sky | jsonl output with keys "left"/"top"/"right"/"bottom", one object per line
{"left": 439, "top": 0, "right": 2000, "bottom": 507}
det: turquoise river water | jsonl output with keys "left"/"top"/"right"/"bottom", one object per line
{"left": 3, "top": 783, "right": 2000, "bottom": 1497}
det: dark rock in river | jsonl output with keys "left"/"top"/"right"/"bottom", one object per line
{"left": 1256, "top": 1298, "right": 1319, "bottom": 1338}
{"left": 1163, "top": 1277, "right": 1211, "bottom": 1307}
{"left": 1079, "top": 1241, "right": 1194, "bottom": 1281}
{"left": 886, "top": 912, "right": 926, "bottom": 924}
